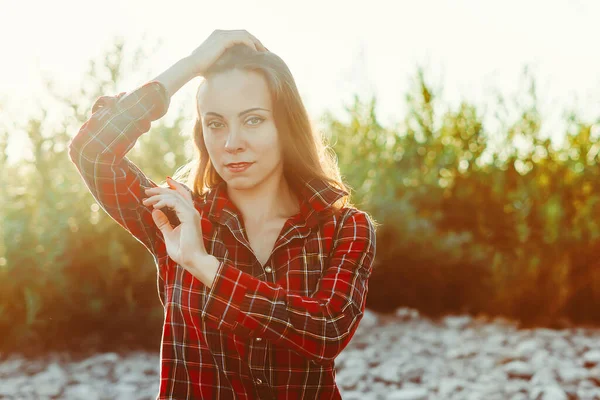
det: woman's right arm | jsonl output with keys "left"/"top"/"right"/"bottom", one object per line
{"left": 67, "top": 57, "right": 197, "bottom": 263}
{"left": 67, "top": 30, "right": 266, "bottom": 261}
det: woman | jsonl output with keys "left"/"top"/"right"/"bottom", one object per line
{"left": 68, "top": 29, "right": 376, "bottom": 399}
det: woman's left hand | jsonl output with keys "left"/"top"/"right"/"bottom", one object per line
{"left": 143, "top": 177, "right": 207, "bottom": 269}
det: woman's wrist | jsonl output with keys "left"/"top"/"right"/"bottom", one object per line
{"left": 187, "top": 253, "right": 221, "bottom": 288}
{"left": 152, "top": 57, "right": 197, "bottom": 99}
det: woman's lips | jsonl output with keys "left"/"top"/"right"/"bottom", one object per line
{"left": 226, "top": 162, "right": 253, "bottom": 173}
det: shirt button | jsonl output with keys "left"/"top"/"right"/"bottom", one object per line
{"left": 255, "top": 378, "right": 263, "bottom": 384}
{"left": 264, "top": 266, "right": 272, "bottom": 273}
{"left": 255, "top": 337, "right": 262, "bottom": 342}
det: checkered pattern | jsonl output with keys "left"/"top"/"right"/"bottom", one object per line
{"left": 68, "top": 80, "right": 376, "bottom": 399}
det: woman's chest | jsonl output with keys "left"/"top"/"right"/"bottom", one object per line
{"left": 162, "top": 220, "right": 337, "bottom": 313}
{"left": 211, "top": 222, "right": 336, "bottom": 295}
{"left": 244, "top": 217, "right": 287, "bottom": 268}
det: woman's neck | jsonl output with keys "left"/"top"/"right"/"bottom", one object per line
{"left": 227, "top": 172, "right": 300, "bottom": 225}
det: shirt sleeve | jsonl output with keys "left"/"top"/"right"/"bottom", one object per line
{"left": 67, "top": 80, "right": 172, "bottom": 263}
{"left": 200, "top": 209, "right": 376, "bottom": 365}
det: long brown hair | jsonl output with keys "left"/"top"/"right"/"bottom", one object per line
{"left": 171, "top": 44, "right": 352, "bottom": 210}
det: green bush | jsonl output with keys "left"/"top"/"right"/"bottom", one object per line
{"left": 0, "top": 38, "right": 185, "bottom": 355}
{"left": 325, "top": 67, "right": 600, "bottom": 326}
{"left": 2, "top": 38, "right": 600, "bottom": 355}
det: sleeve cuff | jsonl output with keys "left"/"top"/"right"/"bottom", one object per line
{"left": 145, "top": 80, "right": 171, "bottom": 120}
{"left": 201, "top": 260, "right": 249, "bottom": 330}
{"left": 91, "top": 80, "right": 170, "bottom": 121}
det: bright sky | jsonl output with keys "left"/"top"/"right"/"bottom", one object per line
{"left": 2, "top": 0, "right": 600, "bottom": 165}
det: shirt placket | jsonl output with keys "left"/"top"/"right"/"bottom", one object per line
{"left": 221, "top": 212, "right": 275, "bottom": 399}
{"left": 244, "top": 220, "right": 316, "bottom": 399}
{"left": 248, "top": 262, "right": 273, "bottom": 399}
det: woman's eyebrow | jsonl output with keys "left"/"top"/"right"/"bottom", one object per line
{"left": 203, "top": 108, "right": 271, "bottom": 118}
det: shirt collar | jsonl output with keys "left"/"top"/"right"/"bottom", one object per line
{"left": 200, "top": 177, "right": 348, "bottom": 227}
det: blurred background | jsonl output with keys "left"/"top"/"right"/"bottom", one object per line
{"left": 2, "top": 0, "right": 600, "bottom": 398}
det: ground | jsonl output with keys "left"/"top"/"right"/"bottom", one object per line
{"left": 1, "top": 308, "right": 600, "bottom": 399}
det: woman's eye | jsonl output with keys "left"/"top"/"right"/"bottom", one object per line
{"left": 207, "top": 121, "right": 224, "bottom": 129}
{"left": 207, "top": 117, "right": 263, "bottom": 130}
{"left": 246, "top": 116, "right": 264, "bottom": 126}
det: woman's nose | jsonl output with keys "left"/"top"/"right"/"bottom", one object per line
{"left": 224, "top": 129, "right": 245, "bottom": 153}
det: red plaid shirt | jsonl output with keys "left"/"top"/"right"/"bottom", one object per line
{"left": 68, "top": 80, "right": 376, "bottom": 399}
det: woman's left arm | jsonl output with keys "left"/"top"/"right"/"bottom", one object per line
{"left": 197, "top": 209, "right": 376, "bottom": 365}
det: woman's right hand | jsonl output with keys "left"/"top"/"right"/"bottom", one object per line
{"left": 187, "top": 29, "right": 268, "bottom": 77}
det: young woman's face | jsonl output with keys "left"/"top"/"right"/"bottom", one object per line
{"left": 197, "top": 69, "right": 283, "bottom": 191}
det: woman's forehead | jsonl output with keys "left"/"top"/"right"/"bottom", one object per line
{"left": 197, "top": 70, "right": 271, "bottom": 114}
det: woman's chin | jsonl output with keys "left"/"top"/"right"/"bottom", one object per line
{"left": 225, "top": 176, "right": 256, "bottom": 190}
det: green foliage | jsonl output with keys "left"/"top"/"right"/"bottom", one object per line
{"left": 2, "top": 38, "right": 600, "bottom": 355}
{"left": 0, "top": 37, "right": 187, "bottom": 354}
{"left": 326, "top": 65, "right": 600, "bottom": 326}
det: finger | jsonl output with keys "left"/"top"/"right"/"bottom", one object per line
{"left": 243, "top": 39, "right": 258, "bottom": 51}
{"left": 166, "top": 177, "right": 189, "bottom": 195}
{"left": 245, "top": 32, "right": 268, "bottom": 52}
{"left": 153, "top": 194, "right": 197, "bottom": 224}
{"left": 143, "top": 185, "right": 169, "bottom": 195}
{"left": 141, "top": 184, "right": 157, "bottom": 195}
{"left": 167, "top": 177, "right": 194, "bottom": 202}
{"left": 153, "top": 196, "right": 176, "bottom": 209}
{"left": 230, "top": 31, "right": 258, "bottom": 51}
{"left": 142, "top": 193, "right": 171, "bottom": 206}
{"left": 142, "top": 195, "right": 158, "bottom": 206}
{"left": 255, "top": 40, "right": 268, "bottom": 52}
{"left": 243, "top": 31, "right": 265, "bottom": 51}
{"left": 145, "top": 192, "right": 189, "bottom": 212}
{"left": 144, "top": 183, "right": 181, "bottom": 198}
{"left": 151, "top": 208, "right": 173, "bottom": 234}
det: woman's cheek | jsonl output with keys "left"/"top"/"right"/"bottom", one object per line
{"left": 255, "top": 125, "right": 280, "bottom": 151}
